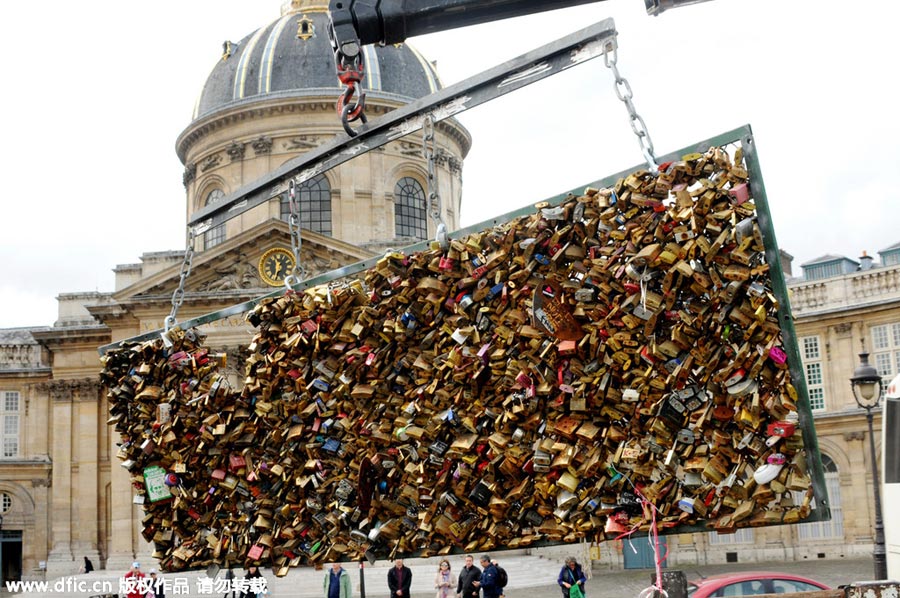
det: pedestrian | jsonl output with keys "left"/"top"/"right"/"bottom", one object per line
{"left": 388, "top": 558, "right": 412, "bottom": 598}
{"left": 456, "top": 554, "right": 481, "bottom": 598}
{"left": 240, "top": 565, "right": 264, "bottom": 598}
{"left": 324, "top": 562, "right": 352, "bottom": 598}
{"left": 434, "top": 559, "right": 453, "bottom": 598}
{"left": 557, "top": 557, "right": 586, "bottom": 598}
{"left": 149, "top": 569, "right": 165, "bottom": 598}
{"left": 224, "top": 568, "right": 236, "bottom": 598}
{"left": 123, "top": 562, "right": 146, "bottom": 598}
{"left": 490, "top": 560, "right": 508, "bottom": 598}
{"left": 477, "top": 555, "right": 501, "bottom": 598}
{"left": 82, "top": 557, "right": 94, "bottom": 574}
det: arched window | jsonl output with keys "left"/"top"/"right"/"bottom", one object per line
{"left": 204, "top": 189, "right": 226, "bottom": 250}
{"left": 796, "top": 454, "right": 843, "bottom": 540}
{"left": 394, "top": 177, "right": 426, "bottom": 240}
{"left": 280, "top": 174, "right": 332, "bottom": 236}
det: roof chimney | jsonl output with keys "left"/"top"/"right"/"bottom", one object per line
{"left": 860, "top": 250, "right": 874, "bottom": 271}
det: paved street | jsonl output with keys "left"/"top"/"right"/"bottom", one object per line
{"left": 407, "top": 557, "right": 875, "bottom": 598}
{"left": 540, "top": 559, "right": 867, "bottom": 598}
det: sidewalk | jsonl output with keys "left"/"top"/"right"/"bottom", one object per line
{"left": 7, "top": 556, "right": 875, "bottom": 598}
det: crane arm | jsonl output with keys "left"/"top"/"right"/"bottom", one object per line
{"left": 326, "top": 0, "right": 713, "bottom": 135}
{"left": 328, "top": 0, "right": 713, "bottom": 55}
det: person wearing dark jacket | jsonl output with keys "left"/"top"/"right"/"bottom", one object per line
{"left": 149, "top": 569, "right": 165, "bottom": 598}
{"left": 557, "top": 557, "right": 587, "bottom": 598}
{"left": 240, "top": 565, "right": 264, "bottom": 598}
{"left": 477, "top": 555, "right": 501, "bottom": 598}
{"left": 82, "top": 557, "right": 94, "bottom": 574}
{"left": 456, "top": 554, "right": 481, "bottom": 598}
{"left": 387, "top": 559, "right": 412, "bottom": 598}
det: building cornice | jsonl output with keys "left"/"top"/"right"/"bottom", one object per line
{"left": 114, "top": 220, "right": 374, "bottom": 301}
{"left": 787, "top": 265, "right": 900, "bottom": 317}
{"left": 0, "top": 367, "right": 51, "bottom": 378}
{"left": 0, "top": 460, "right": 52, "bottom": 491}
{"left": 177, "top": 92, "right": 472, "bottom": 164}
{"left": 33, "top": 378, "right": 101, "bottom": 402}
{"left": 85, "top": 303, "right": 140, "bottom": 327}
{"left": 31, "top": 325, "right": 110, "bottom": 348}
{"left": 812, "top": 406, "right": 881, "bottom": 426}
{"left": 792, "top": 297, "right": 900, "bottom": 322}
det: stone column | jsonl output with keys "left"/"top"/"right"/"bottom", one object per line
{"left": 29, "top": 478, "right": 51, "bottom": 582}
{"left": 106, "top": 416, "right": 139, "bottom": 569}
{"left": 73, "top": 380, "right": 102, "bottom": 566}
{"left": 45, "top": 382, "right": 75, "bottom": 578}
{"left": 844, "top": 430, "right": 873, "bottom": 543}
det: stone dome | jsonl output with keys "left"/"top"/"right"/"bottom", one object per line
{"left": 192, "top": 0, "right": 443, "bottom": 121}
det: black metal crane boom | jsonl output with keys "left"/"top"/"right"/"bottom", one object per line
{"left": 328, "top": 0, "right": 712, "bottom": 55}
{"left": 326, "top": 0, "right": 713, "bottom": 134}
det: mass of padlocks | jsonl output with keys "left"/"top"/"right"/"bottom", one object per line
{"left": 101, "top": 145, "right": 815, "bottom": 573}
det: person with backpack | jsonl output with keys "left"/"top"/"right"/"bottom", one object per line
{"left": 476, "top": 555, "right": 501, "bottom": 598}
{"left": 557, "top": 557, "right": 587, "bottom": 598}
{"left": 491, "top": 560, "right": 508, "bottom": 597}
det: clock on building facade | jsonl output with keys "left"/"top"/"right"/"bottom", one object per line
{"left": 258, "top": 247, "right": 295, "bottom": 286}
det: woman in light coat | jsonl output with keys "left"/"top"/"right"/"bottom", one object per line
{"left": 434, "top": 560, "right": 453, "bottom": 598}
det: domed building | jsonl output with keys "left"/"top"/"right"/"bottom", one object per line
{"left": 178, "top": 0, "right": 469, "bottom": 254}
{"left": 0, "top": 0, "right": 468, "bottom": 579}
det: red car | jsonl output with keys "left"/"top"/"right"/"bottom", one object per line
{"left": 688, "top": 572, "right": 830, "bottom": 597}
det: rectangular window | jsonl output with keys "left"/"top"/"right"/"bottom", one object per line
{"left": 204, "top": 224, "right": 226, "bottom": 250}
{"left": 875, "top": 353, "right": 892, "bottom": 377}
{"left": 709, "top": 528, "right": 754, "bottom": 544}
{"left": 806, "top": 262, "right": 842, "bottom": 280}
{"left": 803, "top": 337, "right": 820, "bottom": 360}
{"left": 800, "top": 336, "right": 826, "bottom": 411}
{"left": 871, "top": 323, "right": 900, "bottom": 387}
{"left": 0, "top": 392, "right": 19, "bottom": 459}
{"left": 806, "top": 362, "right": 822, "bottom": 386}
{"left": 873, "top": 325, "right": 890, "bottom": 350}
{"left": 796, "top": 473, "right": 843, "bottom": 540}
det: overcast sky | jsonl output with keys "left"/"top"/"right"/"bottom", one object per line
{"left": 1, "top": 0, "right": 897, "bottom": 329}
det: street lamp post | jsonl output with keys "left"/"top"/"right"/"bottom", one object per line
{"left": 850, "top": 347, "right": 887, "bottom": 580}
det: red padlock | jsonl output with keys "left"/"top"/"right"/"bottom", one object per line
{"left": 766, "top": 420, "right": 796, "bottom": 438}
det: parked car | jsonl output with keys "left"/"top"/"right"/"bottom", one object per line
{"left": 688, "top": 571, "right": 830, "bottom": 597}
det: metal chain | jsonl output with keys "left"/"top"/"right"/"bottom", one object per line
{"left": 335, "top": 52, "right": 368, "bottom": 137}
{"left": 284, "top": 179, "right": 307, "bottom": 289}
{"left": 164, "top": 227, "right": 196, "bottom": 332}
{"left": 603, "top": 41, "right": 659, "bottom": 173}
{"left": 422, "top": 115, "right": 449, "bottom": 249}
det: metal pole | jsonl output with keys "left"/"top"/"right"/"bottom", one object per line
{"left": 359, "top": 560, "right": 367, "bottom": 598}
{"left": 188, "top": 18, "right": 617, "bottom": 231}
{"left": 866, "top": 407, "right": 888, "bottom": 580}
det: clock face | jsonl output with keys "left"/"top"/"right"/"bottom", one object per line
{"left": 258, "top": 248, "right": 295, "bottom": 286}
